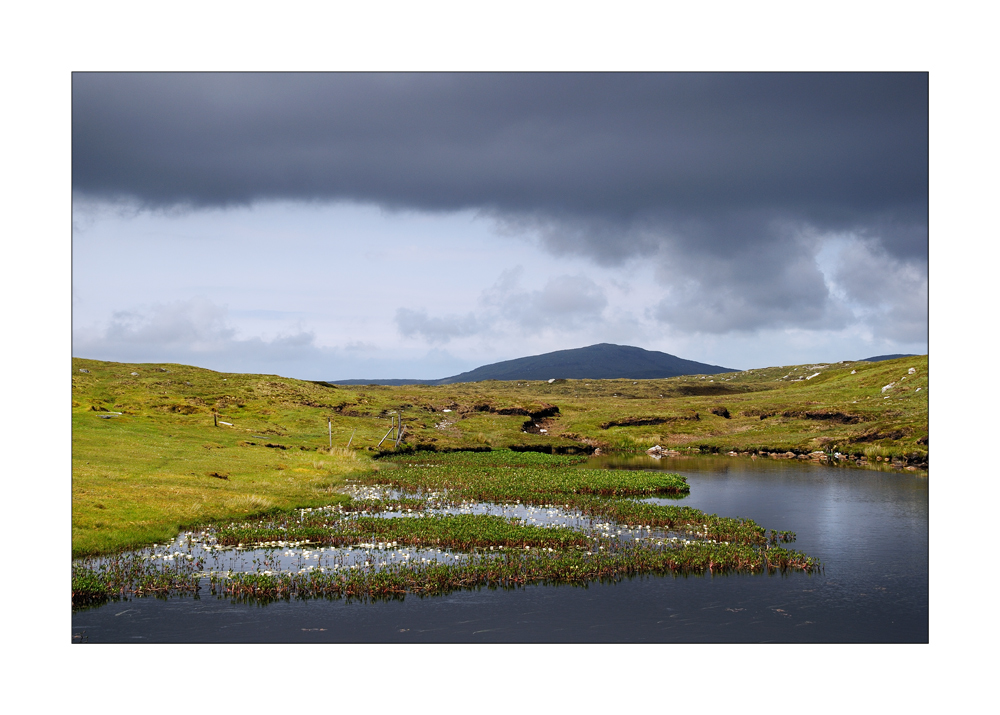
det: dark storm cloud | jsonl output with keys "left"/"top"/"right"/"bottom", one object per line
{"left": 73, "top": 73, "right": 927, "bottom": 336}
{"left": 74, "top": 73, "right": 926, "bottom": 238}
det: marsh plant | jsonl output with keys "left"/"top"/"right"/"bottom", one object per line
{"left": 73, "top": 451, "right": 817, "bottom": 608}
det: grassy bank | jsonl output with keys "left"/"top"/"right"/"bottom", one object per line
{"left": 72, "top": 405, "right": 368, "bottom": 557}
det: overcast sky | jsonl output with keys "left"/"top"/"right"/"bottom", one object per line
{"left": 72, "top": 73, "right": 928, "bottom": 379}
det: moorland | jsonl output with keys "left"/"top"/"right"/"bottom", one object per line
{"left": 72, "top": 354, "right": 927, "bottom": 559}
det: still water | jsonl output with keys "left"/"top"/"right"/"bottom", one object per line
{"left": 71, "top": 456, "right": 928, "bottom": 643}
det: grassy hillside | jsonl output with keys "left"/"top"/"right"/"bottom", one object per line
{"left": 72, "top": 354, "right": 927, "bottom": 556}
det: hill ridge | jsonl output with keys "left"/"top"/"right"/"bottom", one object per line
{"left": 331, "top": 343, "right": 737, "bottom": 385}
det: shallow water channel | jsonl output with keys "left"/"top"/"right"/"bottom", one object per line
{"left": 72, "top": 455, "right": 928, "bottom": 643}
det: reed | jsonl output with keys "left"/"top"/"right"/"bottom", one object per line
{"left": 72, "top": 445, "right": 817, "bottom": 609}
{"left": 218, "top": 541, "right": 820, "bottom": 602}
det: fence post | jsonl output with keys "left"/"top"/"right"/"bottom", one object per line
{"left": 377, "top": 424, "right": 395, "bottom": 448}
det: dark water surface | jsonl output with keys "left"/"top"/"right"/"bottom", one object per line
{"left": 72, "top": 456, "right": 928, "bottom": 643}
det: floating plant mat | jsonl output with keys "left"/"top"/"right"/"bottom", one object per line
{"left": 72, "top": 451, "right": 817, "bottom": 608}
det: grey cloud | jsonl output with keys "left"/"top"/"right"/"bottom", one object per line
{"left": 73, "top": 297, "right": 323, "bottom": 369}
{"left": 72, "top": 297, "right": 478, "bottom": 379}
{"left": 832, "top": 238, "right": 925, "bottom": 305}
{"left": 650, "top": 220, "right": 852, "bottom": 333}
{"left": 101, "top": 298, "right": 237, "bottom": 350}
{"left": 532, "top": 275, "right": 608, "bottom": 317}
{"left": 484, "top": 269, "right": 608, "bottom": 330}
{"left": 879, "top": 291, "right": 928, "bottom": 344}
{"left": 832, "top": 239, "right": 928, "bottom": 343}
{"left": 395, "top": 308, "right": 480, "bottom": 344}
{"left": 395, "top": 271, "right": 610, "bottom": 344}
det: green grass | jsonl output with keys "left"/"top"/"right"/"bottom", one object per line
{"left": 72, "top": 354, "right": 928, "bottom": 557}
{"left": 365, "top": 451, "right": 689, "bottom": 501}
{"left": 72, "top": 363, "right": 374, "bottom": 556}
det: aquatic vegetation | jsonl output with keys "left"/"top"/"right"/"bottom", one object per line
{"left": 219, "top": 540, "right": 820, "bottom": 601}
{"left": 72, "top": 549, "right": 203, "bottom": 607}
{"left": 569, "top": 497, "right": 796, "bottom": 545}
{"left": 340, "top": 497, "right": 429, "bottom": 513}
{"left": 351, "top": 452, "right": 787, "bottom": 545}
{"left": 361, "top": 451, "right": 691, "bottom": 502}
{"left": 72, "top": 449, "right": 817, "bottom": 609}
{"left": 216, "top": 513, "right": 592, "bottom": 550}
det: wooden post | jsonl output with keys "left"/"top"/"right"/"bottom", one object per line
{"left": 346, "top": 429, "right": 356, "bottom": 448}
{"left": 214, "top": 413, "right": 218, "bottom": 427}
{"left": 376, "top": 425, "right": 395, "bottom": 448}
{"left": 328, "top": 419, "right": 332, "bottom": 449}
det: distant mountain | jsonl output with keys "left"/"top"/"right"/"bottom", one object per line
{"left": 330, "top": 343, "right": 737, "bottom": 385}
{"left": 859, "top": 354, "right": 918, "bottom": 362}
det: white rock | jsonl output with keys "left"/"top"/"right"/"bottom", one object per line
{"left": 548, "top": 378, "right": 556, "bottom": 383}
{"left": 851, "top": 370, "right": 856, "bottom": 374}
{"left": 908, "top": 368, "right": 916, "bottom": 374}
